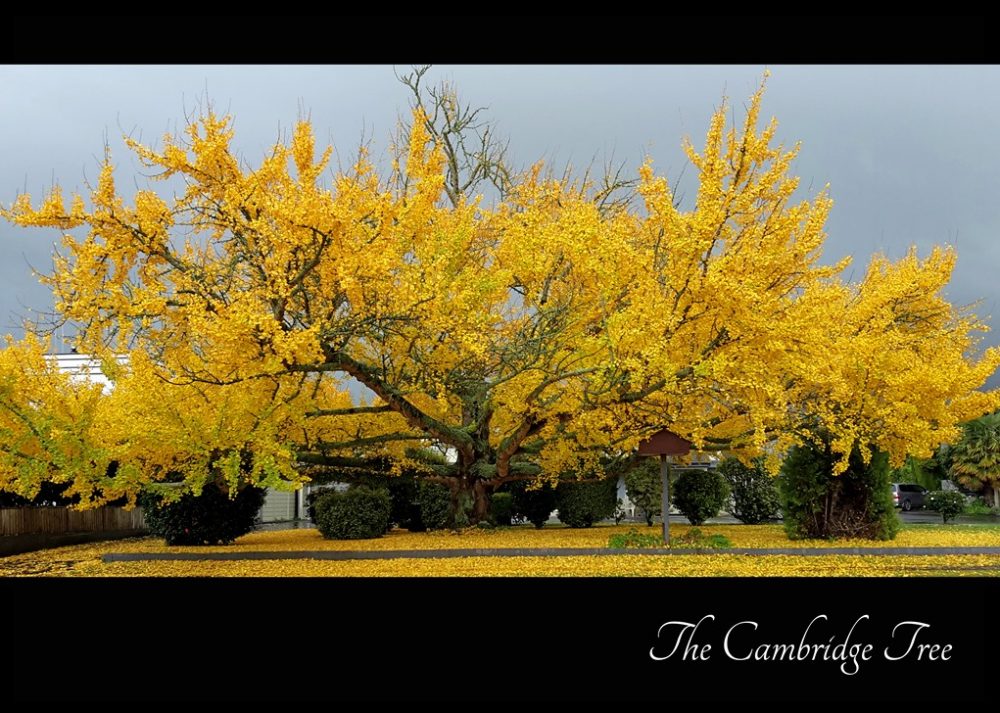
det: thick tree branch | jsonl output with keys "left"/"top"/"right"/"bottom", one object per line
{"left": 315, "top": 432, "right": 427, "bottom": 450}
{"left": 289, "top": 352, "right": 475, "bottom": 459}
{"left": 305, "top": 405, "right": 393, "bottom": 418}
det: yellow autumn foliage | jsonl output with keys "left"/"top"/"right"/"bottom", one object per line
{"left": 1, "top": 76, "right": 996, "bottom": 508}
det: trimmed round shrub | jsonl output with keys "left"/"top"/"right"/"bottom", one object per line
{"left": 717, "top": 457, "right": 780, "bottom": 524}
{"left": 139, "top": 485, "right": 266, "bottom": 546}
{"left": 673, "top": 469, "right": 729, "bottom": 526}
{"left": 926, "top": 490, "right": 966, "bottom": 524}
{"left": 555, "top": 477, "right": 617, "bottom": 528}
{"left": 347, "top": 474, "right": 425, "bottom": 530}
{"left": 778, "top": 441, "right": 900, "bottom": 540}
{"left": 509, "top": 481, "right": 556, "bottom": 529}
{"left": 313, "top": 486, "right": 391, "bottom": 539}
{"left": 347, "top": 472, "right": 425, "bottom": 530}
{"left": 308, "top": 477, "right": 447, "bottom": 532}
{"left": 624, "top": 459, "right": 662, "bottom": 526}
{"left": 416, "top": 481, "right": 452, "bottom": 530}
{"left": 489, "top": 492, "right": 514, "bottom": 526}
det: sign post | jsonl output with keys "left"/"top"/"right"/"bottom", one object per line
{"left": 637, "top": 429, "right": 692, "bottom": 546}
{"left": 660, "top": 454, "right": 670, "bottom": 545}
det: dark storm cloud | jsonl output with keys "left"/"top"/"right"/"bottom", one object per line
{"left": 2, "top": 65, "right": 997, "bottom": 379}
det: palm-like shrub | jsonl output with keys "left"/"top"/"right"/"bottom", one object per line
{"left": 948, "top": 412, "right": 1000, "bottom": 508}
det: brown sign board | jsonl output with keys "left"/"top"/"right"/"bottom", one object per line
{"left": 637, "top": 428, "right": 691, "bottom": 457}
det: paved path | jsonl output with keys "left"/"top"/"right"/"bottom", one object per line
{"left": 102, "top": 546, "right": 1000, "bottom": 562}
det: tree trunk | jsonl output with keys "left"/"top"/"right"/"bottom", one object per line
{"left": 993, "top": 485, "right": 999, "bottom": 510}
{"left": 472, "top": 480, "right": 490, "bottom": 523}
{"left": 452, "top": 474, "right": 492, "bottom": 527}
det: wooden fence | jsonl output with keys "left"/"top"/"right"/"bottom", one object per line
{"left": 0, "top": 506, "right": 146, "bottom": 537}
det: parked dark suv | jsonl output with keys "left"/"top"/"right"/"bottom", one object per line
{"left": 891, "top": 483, "right": 928, "bottom": 511}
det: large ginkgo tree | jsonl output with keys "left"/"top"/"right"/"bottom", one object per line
{"left": 2, "top": 71, "right": 996, "bottom": 522}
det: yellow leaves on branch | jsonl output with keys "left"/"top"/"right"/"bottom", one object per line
{"left": 0, "top": 336, "right": 112, "bottom": 504}
{"left": 1, "top": 75, "right": 997, "bottom": 502}
{"left": 788, "top": 246, "right": 1000, "bottom": 471}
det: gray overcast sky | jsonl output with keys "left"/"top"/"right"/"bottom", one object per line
{"left": 2, "top": 64, "right": 998, "bottom": 382}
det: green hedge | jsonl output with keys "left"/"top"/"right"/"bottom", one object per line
{"left": 139, "top": 485, "right": 265, "bottom": 546}
{"left": 673, "top": 469, "right": 729, "bottom": 526}
{"left": 509, "top": 481, "right": 556, "bottom": 529}
{"left": 416, "top": 481, "right": 452, "bottom": 530}
{"left": 555, "top": 478, "right": 617, "bottom": 528}
{"left": 926, "top": 490, "right": 965, "bottom": 524}
{"left": 313, "top": 486, "right": 392, "bottom": 539}
{"left": 778, "top": 441, "right": 899, "bottom": 540}
{"left": 489, "top": 492, "right": 514, "bottom": 526}
{"left": 717, "top": 457, "right": 780, "bottom": 524}
{"left": 624, "top": 459, "right": 662, "bottom": 526}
